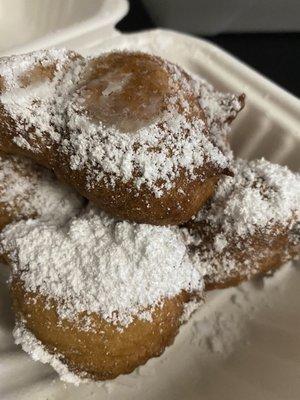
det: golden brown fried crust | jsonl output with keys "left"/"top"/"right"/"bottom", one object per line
{"left": 205, "top": 253, "right": 283, "bottom": 290}
{"left": 202, "top": 226, "right": 300, "bottom": 290}
{"left": 0, "top": 75, "right": 51, "bottom": 166}
{"left": 55, "top": 162, "right": 220, "bottom": 225}
{"left": 0, "top": 153, "right": 38, "bottom": 263}
{"left": 0, "top": 52, "right": 81, "bottom": 169}
{"left": 0, "top": 117, "right": 56, "bottom": 169}
{"left": 11, "top": 276, "right": 193, "bottom": 380}
{"left": 0, "top": 154, "right": 31, "bottom": 264}
{"left": 0, "top": 153, "right": 36, "bottom": 230}
{"left": 77, "top": 52, "right": 186, "bottom": 131}
{"left": 0, "top": 51, "right": 227, "bottom": 225}
{"left": 75, "top": 52, "right": 207, "bottom": 129}
{"left": 55, "top": 52, "right": 224, "bottom": 225}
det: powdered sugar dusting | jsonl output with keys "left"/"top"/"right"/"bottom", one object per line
{"left": 2, "top": 83, "right": 59, "bottom": 147}
{"left": 186, "top": 158, "right": 300, "bottom": 284}
{"left": 1, "top": 49, "right": 238, "bottom": 197}
{"left": 197, "top": 158, "right": 300, "bottom": 237}
{"left": 0, "top": 48, "right": 72, "bottom": 91}
{"left": 3, "top": 208, "right": 204, "bottom": 327}
{"left": 195, "top": 77, "right": 244, "bottom": 156}
{"left": 13, "top": 321, "right": 87, "bottom": 385}
{"left": 0, "top": 48, "right": 80, "bottom": 154}
{"left": 0, "top": 154, "right": 84, "bottom": 224}
{"left": 62, "top": 53, "right": 229, "bottom": 197}
{"left": 180, "top": 298, "right": 202, "bottom": 323}
{"left": 197, "top": 80, "right": 243, "bottom": 128}
{"left": 64, "top": 105, "right": 227, "bottom": 196}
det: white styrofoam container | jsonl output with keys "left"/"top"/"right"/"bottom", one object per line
{"left": 0, "top": 3, "right": 299, "bottom": 400}
{"left": 0, "top": 0, "right": 128, "bottom": 55}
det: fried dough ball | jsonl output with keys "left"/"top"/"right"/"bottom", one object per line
{"left": 57, "top": 51, "right": 231, "bottom": 225}
{"left": 0, "top": 49, "right": 241, "bottom": 225}
{"left": 11, "top": 278, "right": 192, "bottom": 381}
{"left": 184, "top": 158, "right": 300, "bottom": 290}
{"left": 0, "top": 152, "right": 84, "bottom": 231}
{"left": 2, "top": 209, "right": 203, "bottom": 381}
{"left": 0, "top": 49, "right": 81, "bottom": 168}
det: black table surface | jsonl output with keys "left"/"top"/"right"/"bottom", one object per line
{"left": 117, "top": 0, "right": 300, "bottom": 98}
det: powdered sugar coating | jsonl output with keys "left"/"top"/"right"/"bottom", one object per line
{"left": 185, "top": 158, "right": 300, "bottom": 284}
{"left": 196, "top": 158, "right": 300, "bottom": 236}
{"left": 0, "top": 153, "right": 84, "bottom": 224}
{"left": 64, "top": 105, "right": 227, "bottom": 197}
{"left": 0, "top": 48, "right": 245, "bottom": 206}
{"left": 0, "top": 48, "right": 72, "bottom": 91}
{"left": 197, "top": 80, "right": 243, "bottom": 129}
{"left": 3, "top": 208, "right": 203, "bottom": 327}
{"left": 0, "top": 49, "right": 242, "bottom": 200}
{"left": 62, "top": 52, "right": 229, "bottom": 197}
{"left": 195, "top": 77, "right": 244, "bottom": 157}
{"left": 0, "top": 48, "right": 80, "bottom": 154}
{"left": 13, "top": 321, "right": 86, "bottom": 385}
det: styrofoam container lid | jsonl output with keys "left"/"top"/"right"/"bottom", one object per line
{"left": 0, "top": 0, "right": 128, "bottom": 55}
{"left": 0, "top": 3, "right": 299, "bottom": 400}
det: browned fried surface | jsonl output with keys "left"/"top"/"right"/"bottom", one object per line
{"left": 0, "top": 50, "right": 80, "bottom": 168}
{"left": 185, "top": 158, "right": 300, "bottom": 290}
{"left": 77, "top": 52, "right": 189, "bottom": 131}
{"left": 0, "top": 151, "right": 84, "bottom": 253}
{"left": 0, "top": 50, "right": 232, "bottom": 225}
{"left": 203, "top": 226, "right": 300, "bottom": 290}
{"left": 56, "top": 52, "right": 226, "bottom": 225}
{"left": 0, "top": 153, "right": 37, "bottom": 230}
{"left": 11, "top": 277, "right": 191, "bottom": 380}
{"left": 55, "top": 163, "right": 220, "bottom": 225}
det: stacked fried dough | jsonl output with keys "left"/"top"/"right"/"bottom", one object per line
{"left": 0, "top": 49, "right": 299, "bottom": 384}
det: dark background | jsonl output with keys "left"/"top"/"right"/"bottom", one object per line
{"left": 117, "top": 0, "right": 300, "bottom": 98}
